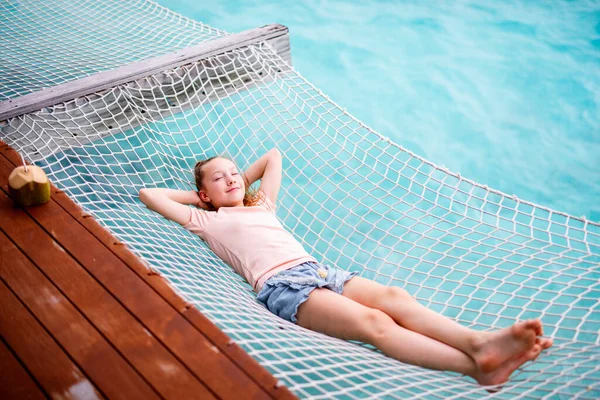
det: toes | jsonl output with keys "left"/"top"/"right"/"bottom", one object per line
{"left": 535, "top": 337, "right": 553, "bottom": 350}
{"left": 524, "top": 319, "right": 542, "bottom": 336}
{"left": 529, "top": 344, "right": 542, "bottom": 361}
{"left": 536, "top": 321, "right": 543, "bottom": 337}
{"left": 541, "top": 338, "right": 553, "bottom": 349}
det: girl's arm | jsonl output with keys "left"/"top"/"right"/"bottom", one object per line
{"left": 139, "top": 188, "right": 201, "bottom": 225}
{"left": 243, "top": 148, "right": 282, "bottom": 204}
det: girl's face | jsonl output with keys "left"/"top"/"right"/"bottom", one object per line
{"left": 199, "top": 157, "right": 245, "bottom": 209}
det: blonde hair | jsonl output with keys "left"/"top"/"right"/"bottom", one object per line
{"left": 193, "top": 156, "right": 262, "bottom": 211}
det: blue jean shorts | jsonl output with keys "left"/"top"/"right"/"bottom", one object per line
{"left": 257, "top": 261, "right": 358, "bottom": 323}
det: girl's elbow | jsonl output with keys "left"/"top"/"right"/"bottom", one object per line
{"left": 139, "top": 188, "right": 152, "bottom": 206}
{"left": 270, "top": 147, "right": 282, "bottom": 161}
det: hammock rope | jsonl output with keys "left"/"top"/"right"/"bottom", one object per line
{"left": 1, "top": 1, "right": 598, "bottom": 398}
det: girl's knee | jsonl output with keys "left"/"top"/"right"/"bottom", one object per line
{"left": 387, "top": 286, "right": 412, "bottom": 300}
{"left": 376, "top": 286, "right": 413, "bottom": 308}
{"left": 362, "top": 309, "right": 396, "bottom": 342}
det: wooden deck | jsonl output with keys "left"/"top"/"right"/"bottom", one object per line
{"left": 0, "top": 141, "right": 296, "bottom": 399}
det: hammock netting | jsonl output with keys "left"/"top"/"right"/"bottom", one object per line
{"left": 0, "top": 0, "right": 225, "bottom": 101}
{"left": 1, "top": 1, "right": 598, "bottom": 398}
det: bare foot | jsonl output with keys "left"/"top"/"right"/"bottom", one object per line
{"left": 470, "top": 320, "right": 541, "bottom": 372}
{"left": 473, "top": 343, "right": 542, "bottom": 389}
{"left": 536, "top": 336, "right": 553, "bottom": 350}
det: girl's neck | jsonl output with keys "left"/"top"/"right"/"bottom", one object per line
{"left": 215, "top": 203, "right": 245, "bottom": 211}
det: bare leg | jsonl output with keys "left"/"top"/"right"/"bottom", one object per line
{"left": 296, "top": 288, "right": 542, "bottom": 385}
{"left": 342, "top": 277, "right": 553, "bottom": 372}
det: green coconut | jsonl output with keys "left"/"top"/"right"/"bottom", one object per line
{"left": 8, "top": 165, "right": 51, "bottom": 207}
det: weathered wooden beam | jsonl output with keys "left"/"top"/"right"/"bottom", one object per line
{"left": 0, "top": 24, "right": 291, "bottom": 121}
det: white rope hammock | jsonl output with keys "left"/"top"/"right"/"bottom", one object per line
{"left": 1, "top": 1, "right": 598, "bottom": 398}
{"left": 0, "top": 0, "right": 225, "bottom": 101}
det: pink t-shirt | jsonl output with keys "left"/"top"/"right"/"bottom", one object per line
{"left": 183, "top": 192, "right": 316, "bottom": 292}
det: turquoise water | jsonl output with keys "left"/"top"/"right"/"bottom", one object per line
{"left": 157, "top": 0, "right": 600, "bottom": 222}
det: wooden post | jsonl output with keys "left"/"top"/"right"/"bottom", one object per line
{"left": 0, "top": 24, "right": 292, "bottom": 162}
{"left": 0, "top": 24, "right": 291, "bottom": 122}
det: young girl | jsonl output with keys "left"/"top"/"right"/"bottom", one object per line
{"left": 139, "top": 147, "right": 553, "bottom": 388}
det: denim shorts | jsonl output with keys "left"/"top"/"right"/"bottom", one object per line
{"left": 257, "top": 261, "right": 358, "bottom": 323}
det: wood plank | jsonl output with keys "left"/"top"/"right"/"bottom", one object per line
{"left": 0, "top": 279, "right": 103, "bottom": 399}
{"left": 0, "top": 186, "right": 215, "bottom": 399}
{"left": 0, "top": 149, "right": 276, "bottom": 399}
{"left": 1, "top": 143, "right": 296, "bottom": 399}
{"left": 0, "top": 337, "right": 46, "bottom": 400}
{"left": 0, "top": 24, "right": 290, "bottom": 121}
{"left": 54, "top": 188, "right": 298, "bottom": 400}
{"left": 0, "top": 141, "right": 294, "bottom": 399}
{"left": 0, "top": 228, "right": 163, "bottom": 400}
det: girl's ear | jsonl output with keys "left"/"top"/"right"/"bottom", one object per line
{"left": 199, "top": 190, "right": 210, "bottom": 203}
